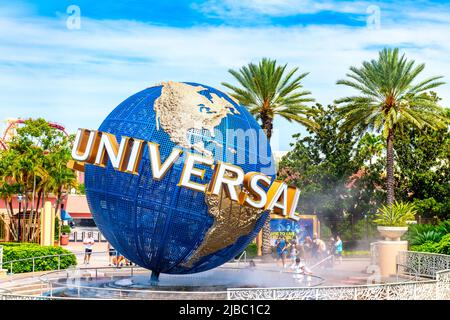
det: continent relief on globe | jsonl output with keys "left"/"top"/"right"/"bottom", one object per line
{"left": 154, "top": 81, "right": 240, "bottom": 157}
{"left": 184, "top": 186, "right": 263, "bottom": 267}
{"left": 154, "top": 82, "right": 266, "bottom": 266}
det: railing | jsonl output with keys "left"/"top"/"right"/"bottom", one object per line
{"left": 1, "top": 250, "right": 449, "bottom": 300}
{"left": 0, "top": 249, "right": 116, "bottom": 275}
{"left": 0, "top": 248, "right": 255, "bottom": 276}
{"left": 39, "top": 266, "right": 228, "bottom": 300}
{"left": 36, "top": 265, "right": 326, "bottom": 300}
{"left": 69, "top": 230, "right": 107, "bottom": 243}
{"left": 234, "top": 251, "right": 247, "bottom": 268}
{"left": 397, "top": 251, "right": 450, "bottom": 279}
{"left": 396, "top": 263, "right": 418, "bottom": 282}
{"left": 229, "top": 251, "right": 450, "bottom": 300}
{"left": 0, "top": 253, "right": 76, "bottom": 275}
{"left": 227, "top": 278, "right": 443, "bottom": 300}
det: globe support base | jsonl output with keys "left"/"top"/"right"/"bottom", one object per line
{"left": 150, "top": 271, "right": 160, "bottom": 284}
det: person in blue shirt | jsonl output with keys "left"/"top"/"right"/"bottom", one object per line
{"left": 335, "top": 235, "right": 343, "bottom": 264}
{"left": 275, "top": 235, "right": 288, "bottom": 268}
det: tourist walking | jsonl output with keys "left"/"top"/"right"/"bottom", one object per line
{"left": 303, "top": 236, "right": 313, "bottom": 263}
{"left": 275, "top": 235, "right": 288, "bottom": 268}
{"left": 83, "top": 232, "right": 95, "bottom": 264}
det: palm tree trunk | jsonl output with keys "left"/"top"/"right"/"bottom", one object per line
{"left": 27, "top": 174, "right": 37, "bottom": 242}
{"left": 386, "top": 128, "right": 395, "bottom": 205}
{"left": 54, "top": 188, "right": 63, "bottom": 218}
{"left": 9, "top": 201, "right": 18, "bottom": 240}
{"left": 35, "top": 189, "right": 42, "bottom": 217}
{"left": 22, "top": 189, "right": 28, "bottom": 242}
{"left": 55, "top": 189, "right": 63, "bottom": 245}
{"left": 261, "top": 116, "right": 273, "bottom": 141}
{"left": 1, "top": 198, "right": 18, "bottom": 241}
{"left": 31, "top": 186, "right": 46, "bottom": 243}
{"left": 260, "top": 115, "right": 273, "bottom": 257}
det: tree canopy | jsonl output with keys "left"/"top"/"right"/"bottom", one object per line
{"left": 0, "top": 118, "right": 77, "bottom": 242}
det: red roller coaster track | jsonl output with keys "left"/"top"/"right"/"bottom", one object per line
{"left": 0, "top": 118, "right": 69, "bottom": 150}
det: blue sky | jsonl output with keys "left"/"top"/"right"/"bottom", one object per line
{"left": 1, "top": 0, "right": 449, "bottom": 151}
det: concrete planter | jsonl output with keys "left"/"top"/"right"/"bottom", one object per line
{"left": 377, "top": 226, "right": 408, "bottom": 241}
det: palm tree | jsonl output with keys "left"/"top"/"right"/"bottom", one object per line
{"left": 336, "top": 48, "right": 447, "bottom": 205}
{"left": 222, "top": 58, "right": 316, "bottom": 257}
{"left": 44, "top": 151, "right": 77, "bottom": 243}
{"left": 0, "top": 149, "right": 19, "bottom": 241}
{"left": 359, "top": 133, "right": 383, "bottom": 166}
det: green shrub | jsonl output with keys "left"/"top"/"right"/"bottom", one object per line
{"left": 342, "top": 250, "right": 370, "bottom": 257}
{"left": 374, "top": 201, "right": 417, "bottom": 227}
{"left": 437, "top": 220, "right": 450, "bottom": 235}
{"left": 413, "top": 198, "right": 449, "bottom": 220}
{"left": 1, "top": 242, "right": 26, "bottom": 247}
{"left": 406, "top": 219, "right": 450, "bottom": 246}
{"left": 61, "top": 225, "right": 72, "bottom": 234}
{"left": 406, "top": 223, "right": 436, "bottom": 244}
{"left": 407, "top": 219, "right": 450, "bottom": 254}
{"left": 2, "top": 242, "right": 77, "bottom": 273}
{"left": 435, "top": 234, "right": 450, "bottom": 255}
{"left": 410, "top": 241, "right": 439, "bottom": 253}
{"left": 409, "top": 230, "right": 444, "bottom": 246}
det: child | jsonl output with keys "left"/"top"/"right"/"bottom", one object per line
{"left": 290, "top": 258, "right": 313, "bottom": 285}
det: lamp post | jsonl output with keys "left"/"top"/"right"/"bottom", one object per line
{"left": 17, "top": 191, "right": 23, "bottom": 242}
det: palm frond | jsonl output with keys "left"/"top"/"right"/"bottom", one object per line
{"left": 336, "top": 47, "right": 445, "bottom": 137}
{"left": 223, "top": 58, "right": 316, "bottom": 133}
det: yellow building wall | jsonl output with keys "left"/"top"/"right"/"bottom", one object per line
{"left": 40, "top": 201, "right": 55, "bottom": 246}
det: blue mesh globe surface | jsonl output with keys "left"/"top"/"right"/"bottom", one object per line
{"left": 84, "top": 82, "right": 275, "bottom": 274}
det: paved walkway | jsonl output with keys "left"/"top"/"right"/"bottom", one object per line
{"left": 62, "top": 242, "right": 374, "bottom": 285}
{"left": 240, "top": 257, "right": 374, "bottom": 286}
{"left": 64, "top": 242, "right": 111, "bottom": 267}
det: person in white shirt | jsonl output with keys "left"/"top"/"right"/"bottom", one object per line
{"left": 289, "top": 241, "right": 299, "bottom": 263}
{"left": 290, "top": 258, "right": 313, "bottom": 285}
{"left": 314, "top": 238, "right": 327, "bottom": 261}
{"left": 83, "top": 232, "right": 95, "bottom": 264}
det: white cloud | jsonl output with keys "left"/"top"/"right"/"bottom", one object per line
{"left": 0, "top": 7, "right": 449, "bottom": 150}
{"left": 193, "top": 0, "right": 370, "bottom": 18}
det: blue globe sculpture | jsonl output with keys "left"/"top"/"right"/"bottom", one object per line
{"left": 84, "top": 82, "right": 275, "bottom": 276}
